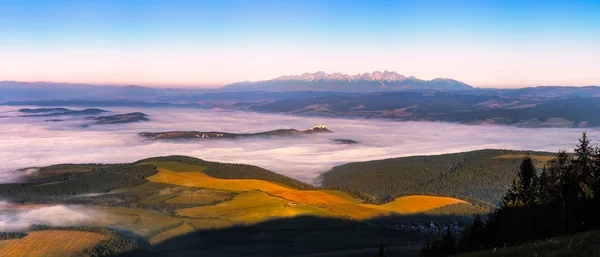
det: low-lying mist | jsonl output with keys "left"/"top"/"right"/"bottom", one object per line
{"left": 0, "top": 201, "right": 100, "bottom": 231}
{"left": 1, "top": 106, "right": 598, "bottom": 184}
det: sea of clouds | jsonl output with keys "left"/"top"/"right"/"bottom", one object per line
{"left": 1, "top": 105, "right": 599, "bottom": 184}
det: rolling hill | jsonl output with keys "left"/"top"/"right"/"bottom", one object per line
{"left": 320, "top": 149, "right": 556, "bottom": 205}
{"left": 0, "top": 155, "right": 477, "bottom": 256}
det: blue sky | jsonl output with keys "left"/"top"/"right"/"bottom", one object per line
{"left": 1, "top": 0, "right": 599, "bottom": 87}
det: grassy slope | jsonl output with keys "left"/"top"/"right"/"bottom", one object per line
{"left": 321, "top": 149, "right": 555, "bottom": 205}
{"left": 176, "top": 190, "right": 339, "bottom": 222}
{"left": 0, "top": 156, "right": 477, "bottom": 253}
{"left": 136, "top": 156, "right": 314, "bottom": 190}
{"left": 143, "top": 161, "right": 466, "bottom": 220}
{"left": 15, "top": 158, "right": 461, "bottom": 248}
{"left": 0, "top": 230, "right": 110, "bottom": 257}
{"left": 458, "top": 229, "right": 600, "bottom": 257}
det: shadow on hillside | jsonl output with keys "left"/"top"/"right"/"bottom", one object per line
{"left": 115, "top": 213, "right": 475, "bottom": 257}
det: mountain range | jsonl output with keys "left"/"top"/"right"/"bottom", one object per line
{"left": 221, "top": 71, "right": 474, "bottom": 92}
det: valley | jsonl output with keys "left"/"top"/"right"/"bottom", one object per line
{"left": 1, "top": 107, "right": 598, "bottom": 256}
{"left": 1, "top": 105, "right": 599, "bottom": 257}
{"left": 0, "top": 155, "right": 481, "bottom": 256}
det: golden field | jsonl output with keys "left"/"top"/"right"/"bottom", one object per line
{"left": 176, "top": 190, "right": 339, "bottom": 223}
{"left": 0, "top": 230, "right": 109, "bottom": 257}
{"left": 149, "top": 222, "right": 197, "bottom": 245}
{"left": 143, "top": 161, "right": 469, "bottom": 221}
{"left": 0, "top": 160, "right": 475, "bottom": 255}
{"left": 361, "top": 195, "right": 468, "bottom": 214}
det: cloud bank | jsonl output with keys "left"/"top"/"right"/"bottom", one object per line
{"left": 1, "top": 106, "right": 598, "bottom": 184}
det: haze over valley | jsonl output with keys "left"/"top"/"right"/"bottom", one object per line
{"left": 1, "top": 106, "right": 597, "bottom": 185}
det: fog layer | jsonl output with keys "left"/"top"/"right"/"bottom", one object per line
{"left": 1, "top": 106, "right": 597, "bottom": 183}
{"left": 0, "top": 201, "right": 99, "bottom": 231}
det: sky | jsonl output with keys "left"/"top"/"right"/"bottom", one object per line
{"left": 1, "top": 0, "right": 599, "bottom": 88}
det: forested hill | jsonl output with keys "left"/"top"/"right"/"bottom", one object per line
{"left": 320, "top": 149, "right": 556, "bottom": 205}
{"left": 135, "top": 155, "right": 314, "bottom": 190}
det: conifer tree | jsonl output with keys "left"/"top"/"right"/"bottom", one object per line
{"left": 502, "top": 155, "right": 538, "bottom": 207}
{"left": 574, "top": 132, "right": 594, "bottom": 198}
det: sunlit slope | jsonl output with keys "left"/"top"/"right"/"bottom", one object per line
{"left": 142, "top": 161, "right": 468, "bottom": 220}
{"left": 147, "top": 167, "right": 291, "bottom": 192}
{"left": 87, "top": 206, "right": 234, "bottom": 242}
{"left": 0, "top": 230, "right": 109, "bottom": 257}
{"left": 177, "top": 191, "right": 339, "bottom": 222}
{"left": 148, "top": 223, "right": 196, "bottom": 245}
{"left": 361, "top": 195, "right": 468, "bottom": 214}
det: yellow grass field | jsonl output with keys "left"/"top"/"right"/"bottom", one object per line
{"left": 145, "top": 167, "right": 354, "bottom": 205}
{"left": 361, "top": 195, "right": 468, "bottom": 214}
{"left": 147, "top": 168, "right": 291, "bottom": 192}
{"left": 177, "top": 191, "right": 340, "bottom": 223}
{"left": 0, "top": 161, "right": 471, "bottom": 250}
{"left": 268, "top": 190, "right": 351, "bottom": 205}
{"left": 88, "top": 206, "right": 186, "bottom": 237}
{"left": 0, "top": 230, "right": 109, "bottom": 257}
{"left": 149, "top": 222, "right": 197, "bottom": 245}
{"left": 143, "top": 161, "right": 469, "bottom": 221}
{"left": 320, "top": 190, "right": 363, "bottom": 204}
{"left": 86, "top": 205, "right": 236, "bottom": 241}
{"left": 321, "top": 204, "right": 392, "bottom": 220}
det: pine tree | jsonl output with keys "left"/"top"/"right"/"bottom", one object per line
{"left": 519, "top": 155, "right": 538, "bottom": 204}
{"left": 502, "top": 155, "right": 538, "bottom": 207}
{"left": 502, "top": 176, "right": 520, "bottom": 207}
{"left": 574, "top": 132, "right": 594, "bottom": 198}
{"left": 593, "top": 145, "right": 600, "bottom": 199}
{"left": 537, "top": 165, "right": 551, "bottom": 204}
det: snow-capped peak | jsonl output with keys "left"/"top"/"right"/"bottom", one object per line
{"left": 272, "top": 71, "right": 408, "bottom": 82}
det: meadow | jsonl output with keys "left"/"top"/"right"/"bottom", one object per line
{"left": 0, "top": 230, "right": 110, "bottom": 257}
{"left": 143, "top": 160, "right": 468, "bottom": 221}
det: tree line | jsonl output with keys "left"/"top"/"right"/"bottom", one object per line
{"left": 422, "top": 133, "right": 600, "bottom": 256}
{"left": 0, "top": 164, "right": 157, "bottom": 202}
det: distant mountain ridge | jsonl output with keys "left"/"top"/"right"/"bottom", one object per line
{"left": 273, "top": 71, "right": 409, "bottom": 82}
{"left": 220, "top": 71, "right": 474, "bottom": 92}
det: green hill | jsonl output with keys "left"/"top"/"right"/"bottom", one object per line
{"left": 321, "top": 149, "right": 555, "bottom": 205}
